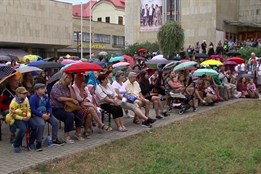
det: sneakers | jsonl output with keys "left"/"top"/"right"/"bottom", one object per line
{"left": 14, "top": 146, "right": 22, "bottom": 153}
{"left": 36, "top": 142, "right": 43, "bottom": 152}
{"left": 141, "top": 120, "right": 152, "bottom": 128}
{"left": 52, "top": 139, "right": 65, "bottom": 146}
{"left": 161, "top": 111, "right": 170, "bottom": 117}
{"left": 147, "top": 117, "right": 156, "bottom": 124}
{"left": 156, "top": 115, "right": 164, "bottom": 119}
{"left": 10, "top": 134, "right": 16, "bottom": 144}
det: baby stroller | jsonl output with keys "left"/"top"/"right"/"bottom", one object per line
{"left": 169, "top": 83, "right": 196, "bottom": 115}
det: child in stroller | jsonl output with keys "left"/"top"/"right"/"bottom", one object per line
{"left": 169, "top": 82, "right": 196, "bottom": 115}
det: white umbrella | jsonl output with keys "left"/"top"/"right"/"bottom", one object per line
{"left": 146, "top": 55, "right": 170, "bottom": 65}
{"left": 98, "top": 51, "right": 108, "bottom": 56}
{"left": 16, "top": 65, "right": 43, "bottom": 74}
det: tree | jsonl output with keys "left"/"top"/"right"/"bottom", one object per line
{"left": 157, "top": 21, "right": 184, "bottom": 58}
{"left": 123, "top": 41, "right": 159, "bottom": 55}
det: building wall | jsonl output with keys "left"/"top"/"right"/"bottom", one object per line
{"left": 60, "top": 17, "right": 124, "bottom": 56}
{"left": 92, "top": 1, "right": 125, "bottom": 25}
{"left": 0, "top": 0, "right": 72, "bottom": 47}
{"left": 181, "top": 0, "right": 217, "bottom": 47}
{"left": 239, "top": 0, "right": 261, "bottom": 24}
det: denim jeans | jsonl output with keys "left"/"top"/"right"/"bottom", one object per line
{"left": 11, "top": 118, "right": 38, "bottom": 148}
{"left": 32, "top": 115, "right": 58, "bottom": 142}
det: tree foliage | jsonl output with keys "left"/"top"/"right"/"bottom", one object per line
{"left": 157, "top": 21, "right": 184, "bottom": 58}
{"left": 238, "top": 46, "right": 261, "bottom": 60}
{"left": 123, "top": 42, "right": 159, "bottom": 55}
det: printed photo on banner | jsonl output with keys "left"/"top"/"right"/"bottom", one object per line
{"left": 140, "top": 0, "right": 162, "bottom": 32}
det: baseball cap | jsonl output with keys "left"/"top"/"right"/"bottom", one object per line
{"left": 33, "top": 83, "right": 46, "bottom": 90}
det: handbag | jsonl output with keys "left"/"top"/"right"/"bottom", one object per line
{"left": 64, "top": 101, "right": 81, "bottom": 112}
{"left": 123, "top": 93, "right": 137, "bottom": 103}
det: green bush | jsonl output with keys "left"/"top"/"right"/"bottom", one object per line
{"left": 238, "top": 46, "right": 261, "bottom": 60}
{"left": 123, "top": 42, "right": 159, "bottom": 55}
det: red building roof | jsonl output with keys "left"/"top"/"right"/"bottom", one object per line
{"left": 72, "top": 0, "right": 125, "bottom": 18}
{"left": 72, "top": 0, "right": 97, "bottom": 18}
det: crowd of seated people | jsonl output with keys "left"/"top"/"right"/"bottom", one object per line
{"left": 0, "top": 54, "right": 260, "bottom": 154}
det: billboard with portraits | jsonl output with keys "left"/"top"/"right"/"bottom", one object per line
{"left": 140, "top": 0, "right": 163, "bottom": 32}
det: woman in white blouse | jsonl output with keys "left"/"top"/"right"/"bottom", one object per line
{"left": 73, "top": 74, "right": 112, "bottom": 136}
{"left": 95, "top": 74, "right": 127, "bottom": 132}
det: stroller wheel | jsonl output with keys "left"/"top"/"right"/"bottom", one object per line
{"left": 178, "top": 109, "right": 184, "bottom": 115}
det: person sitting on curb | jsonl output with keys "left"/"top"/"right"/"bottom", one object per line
{"left": 29, "top": 83, "right": 64, "bottom": 151}
{"left": 6, "top": 87, "right": 38, "bottom": 153}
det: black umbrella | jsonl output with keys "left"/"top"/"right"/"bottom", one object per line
{"left": 28, "top": 61, "right": 62, "bottom": 70}
{"left": 48, "top": 70, "right": 63, "bottom": 85}
{"left": 195, "top": 53, "right": 209, "bottom": 59}
{"left": 227, "top": 50, "right": 241, "bottom": 56}
{"left": 43, "top": 57, "right": 55, "bottom": 62}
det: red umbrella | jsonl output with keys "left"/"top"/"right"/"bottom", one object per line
{"left": 138, "top": 48, "right": 147, "bottom": 52}
{"left": 121, "top": 55, "right": 135, "bottom": 67}
{"left": 63, "top": 62, "right": 103, "bottom": 73}
{"left": 209, "top": 55, "right": 223, "bottom": 61}
{"left": 226, "top": 57, "right": 245, "bottom": 64}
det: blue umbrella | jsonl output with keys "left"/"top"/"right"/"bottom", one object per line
{"left": 173, "top": 61, "right": 197, "bottom": 71}
{"left": 193, "top": 69, "right": 218, "bottom": 77}
{"left": 109, "top": 56, "right": 123, "bottom": 63}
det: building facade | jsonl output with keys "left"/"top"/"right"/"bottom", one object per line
{"left": 58, "top": 17, "right": 125, "bottom": 57}
{"left": 62, "top": 0, "right": 125, "bottom": 57}
{"left": 125, "top": 0, "right": 261, "bottom": 48}
{"left": 0, "top": 0, "right": 72, "bottom": 58}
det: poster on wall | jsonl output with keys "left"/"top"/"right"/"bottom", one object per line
{"left": 140, "top": 0, "right": 163, "bottom": 32}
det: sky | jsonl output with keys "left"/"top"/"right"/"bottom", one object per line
{"left": 57, "top": 0, "right": 90, "bottom": 5}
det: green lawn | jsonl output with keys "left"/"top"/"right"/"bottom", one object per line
{"left": 29, "top": 100, "right": 261, "bottom": 174}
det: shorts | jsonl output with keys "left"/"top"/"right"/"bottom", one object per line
{"left": 117, "top": 100, "right": 137, "bottom": 110}
{"left": 145, "top": 95, "right": 152, "bottom": 101}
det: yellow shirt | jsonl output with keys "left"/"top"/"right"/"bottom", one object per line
{"left": 123, "top": 79, "right": 141, "bottom": 97}
{"left": 9, "top": 98, "right": 31, "bottom": 120}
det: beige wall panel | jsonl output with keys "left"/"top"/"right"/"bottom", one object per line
{"left": 0, "top": 0, "right": 72, "bottom": 47}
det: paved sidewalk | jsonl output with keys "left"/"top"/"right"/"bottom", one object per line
{"left": 0, "top": 98, "right": 254, "bottom": 174}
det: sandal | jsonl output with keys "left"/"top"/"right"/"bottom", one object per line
{"left": 65, "top": 137, "right": 75, "bottom": 144}
{"left": 74, "top": 134, "right": 85, "bottom": 141}
{"left": 118, "top": 126, "right": 127, "bottom": 132}
{"left": 100, "top": 124, "right": 112, "bottom": 132}
{"left": 133, "top": 118, "right": 141, "bottom": 124}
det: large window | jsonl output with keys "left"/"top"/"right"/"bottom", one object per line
{"left": 73, "top": 32, "right": 79, "bottom": 41}
{"left": 82, "top": 32, "right": 90, "bottom": 42}
{"left": 167, "top": 0, "right": 180, "bottom": 22}
{"left": 105, "top": 17, "right": 110, "bottom": 23}
{"left": 118, "top": 16, "right": 123, "bottom": 25}
{"left": 97, "top": 17, "right": 102, "bottom": 22}
{"left": 94, "top": 34, "right": 110, "bottom": 43}
{"left": 112, "top": 35, "right": 125, "bottom": 47}
{"left": 73, "top": 32, "right": 90, "bottom": 42}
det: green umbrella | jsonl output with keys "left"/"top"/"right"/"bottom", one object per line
{"left": 173, "top": 61, "right": 197, "bottom": 71}
{"left": 109, "top": 56, "right": 123, "bottom": 63}
{"left": 193, "top": 69, "right": 218, "bottom": 77}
